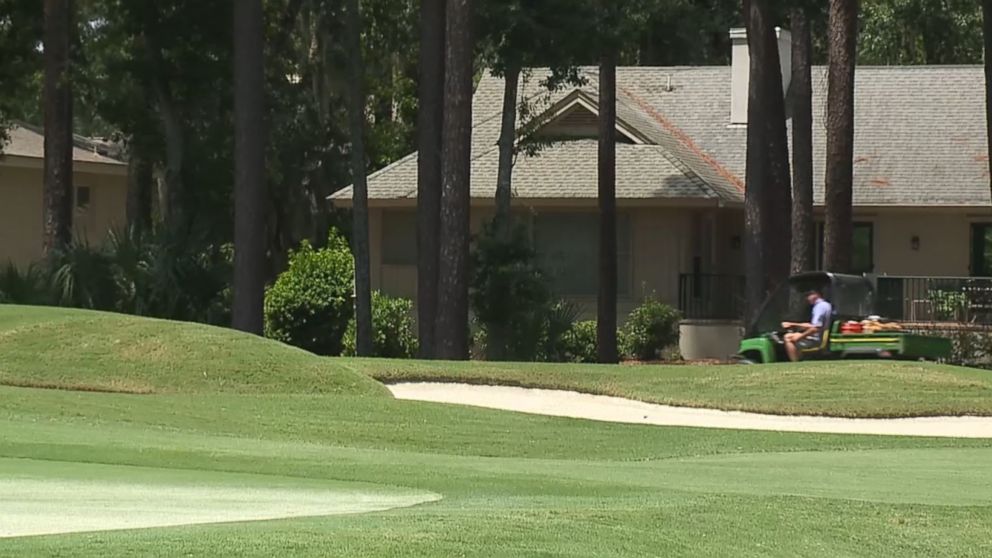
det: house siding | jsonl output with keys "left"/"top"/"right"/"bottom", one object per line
{"left": 0, "top": 164, "right": 127, "bottom": 268}
{"left": 871, "top": 211, "right": 971, "bottom": 277}
{"left": 369, "top": 205, "right": 728, "bottom": 322}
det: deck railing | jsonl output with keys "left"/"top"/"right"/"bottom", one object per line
{"left": 677, "top": 274, "right": 746, "bottom": 320}
{"left": 874, "top": 276, "right": 992, "bottom": 325}
{"left": 678, "top": 274, "right": 992, "bottom": 325}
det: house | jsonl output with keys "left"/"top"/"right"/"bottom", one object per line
{"left": 331, "top": 28, "right": 992, "bottom": 359}
{"left": 0, "top": 123, "right": 128, "bottom": 267}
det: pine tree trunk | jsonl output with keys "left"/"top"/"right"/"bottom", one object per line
{"left": 416, "top": 0, "right": 445, "bottom": 359}
{"left": 494, "top": 63, "right": 520, "bottom": 237}
{"left": 824, "top": 0, "right": 858, "bottom": 273}
{"left": 232, "top": 0, "right": 267, "bottom": 335}
{"left": 790, "top": 7, "right": 814, "bottom": 275}
{"left": 125, "top": 147, "right": 153, "bottom": 232}
{"left": 345, "top": 0, "right": 373, "bottom": 356}
{"left": 760, "top": 10, "right": 792, "bottom": 291}
{"left": 435, "top": 0, "right": 473, "bottom": 360}
{"left": 597, "top": 52, "right": 619, "bottom": 364}
{"left": 983, "top": 0, "right": 992, "bottom": 203}
{"left": 42, "top": 0, "right": 74, "bottom": 256}
{"left": 142, "top": 18, "right": 184, "bottom": 228}
{"left": 743, "top": 0, "right": 791, "bottom": 320}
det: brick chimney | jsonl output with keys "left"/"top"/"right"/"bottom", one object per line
{"left": 729, "top": 27, "right": 792, "bottom": 125}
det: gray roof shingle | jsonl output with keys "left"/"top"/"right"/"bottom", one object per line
{"left": 336, "top": 65, "right": 990, "bottom": 207}
{"left": 1, "top": 123, "right": 125, "bottom": 166}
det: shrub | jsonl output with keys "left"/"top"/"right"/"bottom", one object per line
{"left": 930, "top": 289, "right": 968, "bottom": 321}
{"left": 343, "top": 291, "right": 418, "bottom": 358}
{"left": 46, "top": 239, "right": 118, "bottom": 311}
{"left": 540, "top": 300, "right": 581, "bottom": 362}
{"left": 0, "top": 262, "right": 49, "bottom": 305}
{"left": 264, "top": 230, "right": 355, "bottom": 356}
{"left": 621, "top": 298, "right": 681, "bottom": 361}
{"left": 105, "top": 226, "right": 232, "bottom": 325}
{"left": 470, "top": 222, "right": 552, "bottom": 361}
{"left": 559, "top": 320, "right": 599, "bottom": 363}
{"left": 936, "top": 328, "right": 992, "bottom": 369}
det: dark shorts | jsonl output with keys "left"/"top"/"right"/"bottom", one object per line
{"left": 797, "top": 337, "right": 821, "bottom": 351}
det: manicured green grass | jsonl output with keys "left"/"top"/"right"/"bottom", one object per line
{"left": 1, "top": 306, "right": 991, "bottom": 556}
{"left": 349, "top": 357, "right": 992, "bottom": 418}
{"left": 1, "top": 458, "right": 438, "bottom": 538}
{"left": 0, "top": 305, "right": 386, "bottom": 396}
{"left": 1, "top": 386, "right": 991, "bottom": 556}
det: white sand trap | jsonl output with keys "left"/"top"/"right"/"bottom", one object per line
{"left": 389, "top": 383, "right": 992, "bottom": 439}
{"left": 0, "top": 458, "right": 439, "bottom": 538}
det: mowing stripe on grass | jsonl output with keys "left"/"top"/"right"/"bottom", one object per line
{"left": 0, "top": 458, "right": 440, "bottom": 538}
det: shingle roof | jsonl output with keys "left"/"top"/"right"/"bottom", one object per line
{"left": 1, "top": 123, "right": 125, "bottom": 166}
{"left": 336, "top": 64, "right": 991, "bottom": 207}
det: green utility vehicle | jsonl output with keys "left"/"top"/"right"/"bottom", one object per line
{"left": 737, "top": 272, "right": 952, "bottom": 364}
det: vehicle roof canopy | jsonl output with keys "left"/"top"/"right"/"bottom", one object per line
{"left": 746, "top": 272, "right": 874, "bottom": 336}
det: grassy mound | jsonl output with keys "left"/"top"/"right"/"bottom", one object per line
{"left": 0, "top": 305, "right": 387, "bottom": 396}
{"left": 350, "top": 358, "right": 992, "bottom": 418}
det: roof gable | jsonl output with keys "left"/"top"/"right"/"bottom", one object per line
{"left": 525, "top": 90, "right": 645, "bottom": 144}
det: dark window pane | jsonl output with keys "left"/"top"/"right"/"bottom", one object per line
{"left": 382, "top": 211, "right": 417, "bottom": 266}
{"left": 852, "top": 224, "right": 873, "bottom": 274}
{"left": 815, "top": 222, "right": 873, "bottom": 274}
{"left": 76, "top": 186, "right": 91, "bottom": 209}
{"left": 972, "top": 224, "right": 992, "bottom": 277}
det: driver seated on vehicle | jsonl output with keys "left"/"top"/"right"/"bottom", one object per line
{"left": 781, "top": 290, "right": 833, "bottom": 362}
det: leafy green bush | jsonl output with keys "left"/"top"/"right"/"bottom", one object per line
{"left": 470, "top": 222, "right": 552, "bottom": 361}
{"left": 559, "top": 320, "right": 599, "bottom": 363}
{"left": 343, "top": 291, "right": 418, "bottom": 358}
{"left": 930, "top": 289, "right": 968, "bottom": 321}
{"left": 621, "top": 298, "right": 681, "bottom": 361}
{"left": 264, "top": 230, "right": 355, "bottom": 356}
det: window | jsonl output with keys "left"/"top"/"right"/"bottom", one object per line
{"left": 382, "top": 211, "right": 416, "bottom": 266}
{"left": 816, "top": 222, "right": 874, "bottom": 274}
{"left": 533, "top": 213, "right": 631, "bottom": 296}
{"left": 971, "top": 224, "right": 992, "bottom": 277}
{"left": 75, "top": 186, "right": 91, "bottom": 209}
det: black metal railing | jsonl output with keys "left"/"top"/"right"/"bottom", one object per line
{"left": 678, "top": 274, "right": 746, "bottom": 320}
{"left": 875, "top": 276, "right": 992, "bottom": 325}
{"left": 678, "top": 274, "right": 992, "bottom": 324}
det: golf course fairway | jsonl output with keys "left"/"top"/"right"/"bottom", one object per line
{"left": 2, "top": 307, "right": 992, "bottom": 556}
{"left": 0, "top": 458, "right": 438, "bottom": 538}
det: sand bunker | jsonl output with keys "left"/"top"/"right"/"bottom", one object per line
{"left": 0, "top": 459, "right": 439, "bottom": 538}
{"left": 388, "top": 383, "right": 992, "bottom": 439}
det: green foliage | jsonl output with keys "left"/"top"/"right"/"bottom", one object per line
{"left": 539, "top": 300, "right": 581, "bottom": 362}
{"left": 559, "top": 320, "right": 599, "bottom": 364}
{"left": 930, "top": 289, "right": 968, "bottom": 322}
{"left": 859, "top": 0, "right": 982, "bottom": 65}
{"left": 919, "top": 327, "right": 992, "bottom": 370}
{"left": 26, "top": 227, "right": 232, "bottom": 324}
{"left": 264, "top": 230, "right": 355, "bottom": 356}
{"left": 0, "top": 262, "right": 48, "bottom": 305}
{"left": 46, "top": 240, "right": 119, "bottom": 311}
{"left": 343, "top": 291, "right": 418, "bottom": 359}
{"left": 0, "top": 0, "right": 41, "bottom": 138}
{"left": 621, "top": 298, "right": 681, "bottom": 361}
{"left": 105, "top": 226, "right": 232, "bottom": 324}
{"left": 470, "top": 222, "right": 552, "bottom": 361}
